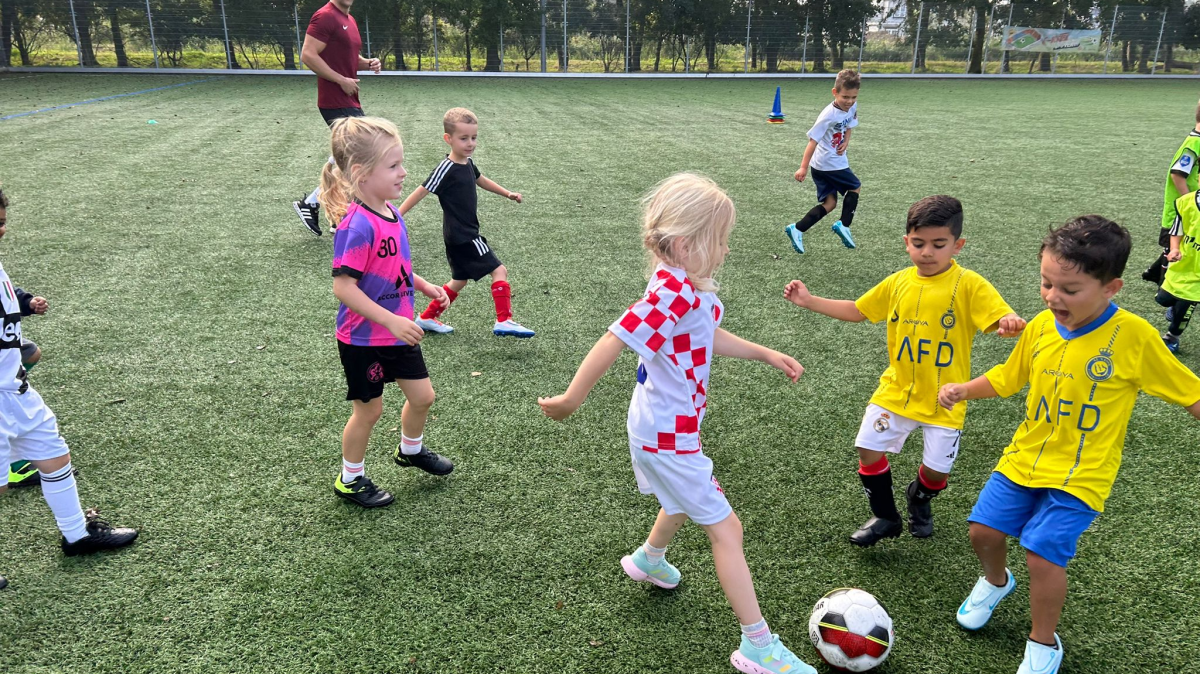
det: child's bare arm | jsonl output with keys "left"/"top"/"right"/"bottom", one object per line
{"left": 538, "top": 332, "right": 625, "bottom": 420}
{"left": 713, "top": 329, "right": 803, "bottom": 382}
{"left": 837, "top": 128, "right": 852, "bottom": 155}
{"left": 1168, "top": 234, "right": 1184, "bottom": 263}
{"left": 938, "top": 375, "right": 999, "bottom": 410}
{"left": 333, "top": 275, "right": 423, "bottom": 344}
{"left": 398, "top": 186, "right": 429, "bottom": 216}
{"left": 477, "top": 176, "right": 522, "bottom": 203}
{"left": 1187, "top": 399, "right": 1200, "bottom": 420}
{"left": 1172, "top": 173, "right": 1191, "bottom": 197}
{"left": 796, "top": 140, "right": 818, "bottom": 181}
{"left": 784, "top": 280, "right": 866, "bottom": 322}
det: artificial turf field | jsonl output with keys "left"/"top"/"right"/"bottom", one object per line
{"left": 1, "top": 73, "right": 1198, "bottom": 674}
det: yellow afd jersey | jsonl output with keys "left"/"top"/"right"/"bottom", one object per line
{"left": 855, "top": 261, "right": 1013, "bottom": 428}
{"left": 985, "top": 307, "right": 1200, "bottom": 512}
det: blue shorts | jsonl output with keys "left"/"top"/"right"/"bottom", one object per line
{"left": 810, "top": 168, "right": 861, "bottom": 203}
{"left": 967, "top": 472, "right": 1099, "bottom": 568}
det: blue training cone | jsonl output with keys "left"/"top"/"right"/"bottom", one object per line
{"left": 767, "top": 86, "right": 785, "bottom": 124}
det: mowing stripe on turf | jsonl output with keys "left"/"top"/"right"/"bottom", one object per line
{"left": 0, "top": 78, "right": 221, "bottom": 121}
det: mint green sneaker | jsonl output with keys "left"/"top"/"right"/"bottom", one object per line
{"left": 730, "top": 634, "right": 817, "bottom": 674}
{"left": 619, "top": 546, "right": 680, "bottom": 589}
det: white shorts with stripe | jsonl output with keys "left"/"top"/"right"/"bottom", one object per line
{"left": 0, "top": 388, "right": 70, "bottom": 465}
{"left": 629, "top": 443, "right": 732, "bottom": 526}
{"left": 853, "top": 403, "right": 962, "bottom": 474}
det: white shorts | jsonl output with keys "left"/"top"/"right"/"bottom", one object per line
{"left": 0, "top": 388, "right": 70, "bottom": 466}
{"left": 629, "top": 444, "right": 732, "bottom": 526}
{"left": 854, "top": 404, "right": 962, "bottom": 474}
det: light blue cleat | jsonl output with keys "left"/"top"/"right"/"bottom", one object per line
{"left": 730, "top": 634, "right": 818, "bottom": 674}
{"left": 620, "top": 546, "right": 680, "bottom": 589}
{"left": 493, "top": 319, "right": 535, "bottom": 338}
{"left": 1017, "top": 634, "right": 1063, "bottom": 674}
{"left": 784, "top": 223, "right": 805, "bottom": 254}
{"left": 832, "top": 220, "right": 856, "bottom": 249}
{"left": 957, "top": 568, "right": 1016, "bottom": 631}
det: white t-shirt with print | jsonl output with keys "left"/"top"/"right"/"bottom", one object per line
{"left": 808, "top": 101, "right": 859, "bottom": 172}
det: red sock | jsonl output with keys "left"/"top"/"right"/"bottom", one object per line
{"left": 491, "top": 280, "right": 512, "bottom": 322}
{"left": 420, "top": 285, "right": 458, "bottom": 320}
{"left": 918, "top": 465, "right": 948, "bottom": 490}
{"left": 858, "top": 456, "right": 890, "bottom": 476}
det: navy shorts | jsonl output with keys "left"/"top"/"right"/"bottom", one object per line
{"left": 320, "top": 106, "right": 365, "bottom": 127}
{"left": 810, "top": 168, "right": 861, "bottom": 203}
{"left": 968, "top": 472, "right": 1099, "bottom": 568}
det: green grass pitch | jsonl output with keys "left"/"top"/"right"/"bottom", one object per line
{"left": 1, "top": 73, "right": 1198, "bottom": 673}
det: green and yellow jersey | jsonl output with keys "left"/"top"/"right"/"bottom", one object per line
{"left": 1160, "top": 131, "right": 1200, "bottom": 231}
{"left": 1165, "top": 191, "right": 1200, "bottom": 302}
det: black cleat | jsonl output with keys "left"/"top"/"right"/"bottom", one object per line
{"left": 61, "top": 509, "right": 139, "bottom": 556}
{"left": 849, "top": 516, "right": 903, "bottom": 547}
{"left": 293, "top": 199, "right": 322, "bottom": 236}
{"left": 0, "top": 575, "right": 7, "bottom": 590}
{"left": 333, "top": 475, "right": 394, "bottom": 508}
{"left": 906, "top": 480, "right": 935, "bottom": 538}
{"left": 393, "top": 445, "right": 454, "bottom": 476}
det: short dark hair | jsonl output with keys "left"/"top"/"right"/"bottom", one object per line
{"left": 1039, "top": 215, "right": 1131, "bottom": 284}
{"left": 906, "top": 195, "right": 964, "bottom": 239}
{"left": 835, "top": 69, "right": 860, "bottom": 91}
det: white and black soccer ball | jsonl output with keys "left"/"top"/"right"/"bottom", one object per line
{"left": 808, "top": 588, "right": 894, "bottom": 672}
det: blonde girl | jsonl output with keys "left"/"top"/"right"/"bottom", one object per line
{"left": 538, "top": 173, "right": 815, "bottom": 674}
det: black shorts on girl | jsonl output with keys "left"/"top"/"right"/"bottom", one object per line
{"left": 446, "top": 236, "right": 503, "bottom": 282}
{"left": 338, "top": 340, "right": 428, "bottom": 403}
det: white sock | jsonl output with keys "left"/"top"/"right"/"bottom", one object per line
{"left": 39, "top": 463, "right": 88, "bottom": 543}
{"left": 400, "top": 434, "right": 423, "bottom": 456}
{"left": 341, "top": 458, "right": 364, "bottom": 484}
{"left": 304, "top": 186, "right": 321, "bottom": 207}
{"left": 642, "top": 542, "right": 667, "bottom": 565}
{"left": 741, "top": 619, "right": 772, "bottom": 649}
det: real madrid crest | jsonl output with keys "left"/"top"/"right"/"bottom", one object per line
{"left": 1086, "top": 348, "right": 1114, "bottom": 383}
{"left": 873, "top": 417, "right": 890, "bottom": 433}
{"left": 940, "top": 308, "right": 956, "bottom": 330}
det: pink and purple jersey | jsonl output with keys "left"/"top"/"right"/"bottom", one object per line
{"left": 332, "top": 201, "right": 416, "bottom": 346}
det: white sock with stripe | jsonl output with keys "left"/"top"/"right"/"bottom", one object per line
{"left": 642, "top": 542, "right": 667, "bottom": 565}
{"left": 400, "top": 434, "right": 423, "bottom": 456}
{"left": 741, "top": 619, "right": 772, "bottom": 649}
{"left": 39, "top": 463, "right": 88, "bottom": 543}
{"left": 341, "top": 458, "right": 364, "bottom": 484}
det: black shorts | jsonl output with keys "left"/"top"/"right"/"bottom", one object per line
{"left": 320, "top": 106, "right": 365, "bottom": 127}
{"left": 338, "top": 340, "right": 429, "bottom": 403}
{"left": 446, "top": 236, "right": 503, "bottom": 282}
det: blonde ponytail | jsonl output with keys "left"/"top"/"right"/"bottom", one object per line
{"left": 319, "top": 116, "right": 404, "bottom": 228}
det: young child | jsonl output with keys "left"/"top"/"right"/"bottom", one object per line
{"left": 784, "top": 196, "right": 1024, "bottom": 546}
{"left": 399, "top": 108, "right": 533, "bottom": 338}
{"left": 1157, "top": 189, "right": 1200, "bottom": 352}
{"left": 940, "top": 216, "right": 1200, "bottom": 674}
{"left": 0, "top": 189, "right": 139, "bottom": 591}
{"left": 322, "top": 116, "right": 456, "bottom": 508}
{"left": 1145, "top": 102, "right": 1200, "bottom": 285}
{"left": 784, "top": 69, "right": 862, "bottom": 254}
{"left": 539, "top": 173, "right": 815, "bottom": 674}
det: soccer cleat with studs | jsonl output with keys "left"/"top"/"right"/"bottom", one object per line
{"left": 849, "top": 516, "right": 902, "bottom": 547}
{"left": 61, "top": 509, "right": 139, "bottom": 557}
{"left": 393, "top": 445, "right": 455, "bottom": 476}
{"left": 784, "top": 223, "right": 806, "bottom": 254}
{"left": 332, "top": 475, "right": 395, "bottom": 508}
{"left": 832, "top": 221, "right": 856, "bottom": 249}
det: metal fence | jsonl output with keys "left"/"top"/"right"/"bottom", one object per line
{"left": 0, "top": 0, "right": 1193, "bottom": 75}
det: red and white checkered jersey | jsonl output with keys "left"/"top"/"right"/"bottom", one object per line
{"left": 609, "top": 263, "right": 724, "bottom": 455}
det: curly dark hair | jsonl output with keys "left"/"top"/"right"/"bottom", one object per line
{"left": 1039, "top": 215, "right": 1131, "bottom": 284}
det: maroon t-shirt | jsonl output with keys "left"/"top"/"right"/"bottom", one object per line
{"left": 306, "top": 2, "right": 362, "bottom": 110}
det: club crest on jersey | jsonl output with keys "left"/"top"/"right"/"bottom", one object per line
{"left": 1086, "top": 348, "right": 1115, "bottom": 383}
{"left": 940, "top": 308, "right": 956, "bottom": 330}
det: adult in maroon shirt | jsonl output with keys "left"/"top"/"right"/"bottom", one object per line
{"left": 293, "top": 0, "right": 381, "bottom": 236}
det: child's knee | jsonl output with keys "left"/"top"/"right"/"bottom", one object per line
{"left": 705, "top": 512, "right": 744, "bottom": 546}
{"left": 969, "top": 522, "right": 1007, "bottom": 548}
{"left": 407, "top": 386, "right": 436, "bottom": 410}
{"left": 1025, "top": 550, "right": 1063, "bottom": 575}
{"left": 25, "top": 347, "right": 41, "bottom": 364}
{"left": 857, "top": 448, "right": 886, "bottom": 466}
{"left": 353, "top": 399, "right": 384, "bottom": 424}
{"left": 491, "top": 265, "right": 508, "bottom": 282}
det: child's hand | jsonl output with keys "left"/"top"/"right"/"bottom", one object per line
{"left": 836, "top": 138, "right": 849, "bottom": 155}
{"left": 794, "top": 167, "right": 807, "bottom": 182}
{"left": 538, "top": 394, "right": 580, "bottom": 421}
{"left": 30, "top": 297, "right": 48, "bottom": 314}
{"left": 938, "top": 383, "right": 966, "bottom": 410}
{"left": 388, "top": 316, "right": 425, "bottom": 345}
{"left": 1168, "top": 249, "right": 1183, "bottom": 263}
{"left": 507, "top": 192, "right": 523, "bottom": 204}
{"left": 996, "top": 313, "right": 1026, "bottom": 337}
{"left": 783, "top": 280, "right": 813, "bottom": 308}
{"left": 424, "top": 283, "right": 449, "bottom": 307}
{"left": 764, "top": 350, "right": 804, "bottom": 383}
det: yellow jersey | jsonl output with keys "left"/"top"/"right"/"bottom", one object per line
{"left": 855, "top": 261, "right": 1013, "bottom": 429}
{"left": 984, "top": 306, "right": 1200, "bottom": 512}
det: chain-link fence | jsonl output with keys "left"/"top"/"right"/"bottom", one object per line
{"left": 0, "top": 0, "right": 1193, "bottom": 74}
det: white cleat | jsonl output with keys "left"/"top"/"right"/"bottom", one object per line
{"left": 956, "top": 568, "right": 1016, "bottom": 630}
{"left": 415, "top": 318, "right": 454, "bottom": 334}
{"left": 493, "top": 319, "right": 535, "bottom": 338}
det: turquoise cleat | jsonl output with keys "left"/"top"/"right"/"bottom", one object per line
{"left": 784, "top": 223, "right": 805, "bottom": 254}
{"left": 831, "top": 220, "right": 856, "bottom": 249}
{"left": 620, "top": 546, "right": 680, "bottom": 589}
{"left": 730, "top": 634, "right": 817, "bottom": 674}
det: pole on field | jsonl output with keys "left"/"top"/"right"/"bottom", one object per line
{"left": 1000, "top": 2, "right": 1013, "bottom": 73}
{"left": 219, "top": 0, "right": 231, "bottom": 68}
{"left": 858, "top": 16, "right": 866, "bottom": 71}
{"left": 1151, "top": 8, "right": 1167, "bottom": 75}
{"left": 68, "top": 0, "right": 83, "bottom": 66}
{"left": 744, "top": 0, "right": 752, "bottom": 73}
{"left": 294, "top": 3, "right": 302, "bottom": 70}
{"left": 625, "top": 0, "right": 630, "bottom": 72}
{"left": 563, "top": 0, "right": 568, "bottom": 71}
{"left": 146, "top": 0, "right": 160, "bottom": 68}
{"left": 911, "top": 1, "right": 924, "bottom": 74}
{"left": 685, "top": 36, "right": 690, "bottom": 73}
{"left": 433, "top": 10, "right": 439, "bottom": 71}
{"left": 540, "top": 0, "right": 547, "bottom": 72}
{"left": 800, "top": 15, "right": 809, "bottom": 73}
{"left": 499, "top": 25, "right": 504, "bottom": 71}
{"left": 366, "top": 13, "right": 372, "bottom": 58}
{"left": 965, "top": 6, "right": 977, "bottom": 74}
{"left": 981, "top": 3, "right": 994, "bottom": 74}
{"left": 1103, "top": 5, "right": 1118, "bottom": 74}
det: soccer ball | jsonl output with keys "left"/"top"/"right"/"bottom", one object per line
{"left": 808, "top": 588, "right": 894, "bottom": 672}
